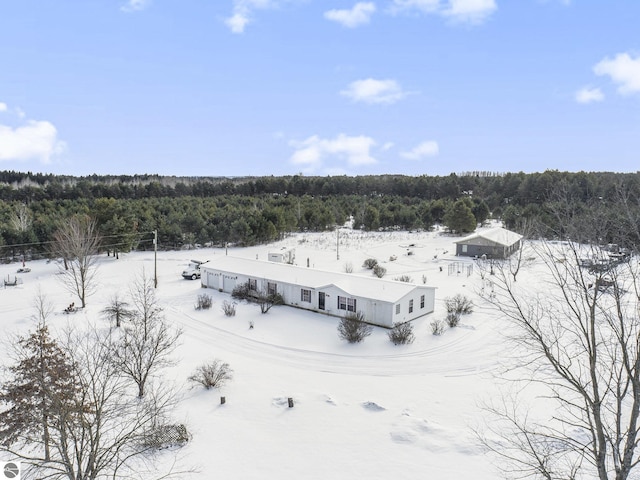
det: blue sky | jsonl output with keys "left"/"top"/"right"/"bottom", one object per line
{"left": 0, "top": 0, "right": 639, "bottom": 177}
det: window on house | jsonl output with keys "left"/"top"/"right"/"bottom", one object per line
{"left": 347, "top": 298, "right": 356, "bottom": 312}
{"left": 338, "top": 296, "right": 357, "bottom": 312}
{"left": 267, "top": 282, "right": 277, "bottom": 295}
{"left": 409, "top": 299, "right": 414, "bottom": 313}
{"left": 248, "top": 278, "right": 257, "bottom": 291}
{"left": 301, "top": 289, "right": 311, "bottom": 302}
{"left": 420, "top": 295, "right": 425, "bottom": 309}
{"left": 395, "top": 304, "right": 400, "bottom": 315}
{"left": 462, "top": 244, "right": 468, "bottom": 253}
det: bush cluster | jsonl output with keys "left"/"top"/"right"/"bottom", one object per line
{"left": 388, "top": 322, "right": 415, "bottom": 345}
{"left": 221, "top": 300, "right": 236, "bottom": 316}
{"left": 195, "top": 293, "right": 213, "bottom": 310}
{"left": 363, "top": 258, "right": 378, "bottom": 269}
{"left": 372, "top": 264, "right": 387, "bottom": 278}
{"left": 338, "top": 312, "right": 373, "bottom": 343}
{"left": 188, "top": 360, "right": 233, "bottom": 390}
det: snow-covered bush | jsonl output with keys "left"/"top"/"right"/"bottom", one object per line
{"left": 195, "top": 293, "right": 212, "bottom": 310}
{"left": 431, "top": 320, "right": 446, "bottom": 336}
{"left": 388, "top": 322, "right": 415, "bottom": 345}
{"left": 446, "top": 312, "right": 460, "bottom": 328}
{"left": 231, "top": 281, "right": 251, "bottom": 300}
{"left": 445, "top": 294, "right": 473, "bottom": 315}
{"left": 188, "top": 360, "right": 233, "bottom": 390}
{"left": 221, "top": 300, "right": 236, "bottom": 316}
{"left": 344, "top": 261, "right": 353, "bottom": 273}
{"left": 373, "top": 264, "right": 387, "bottom": 278}
{"left": 338, "top": 312, "right": 373, "bottom": 343}
{"left": 394, "top": 275, "right": 412, "bottom": 283}
{"left": 363, "top": 258, "right": 378, "bottom": 269}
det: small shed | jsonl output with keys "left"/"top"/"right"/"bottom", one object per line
{"left": 454, "top": 227, "right": 522, "bottom": 259}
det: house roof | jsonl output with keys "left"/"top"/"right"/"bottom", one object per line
{"left": 454, "top": 227, "right": 522, "bottom": 247}
{"left": 202, "top": 256, "right": 434, "bottom": 304}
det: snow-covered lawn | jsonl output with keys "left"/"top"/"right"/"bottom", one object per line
{"left": 0, "top": 228, "right": 512, "bottom": 479}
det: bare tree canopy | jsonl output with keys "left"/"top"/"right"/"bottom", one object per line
{"left": 112, "top": 270, "right": 182, "bottom": 398}
{"left": 480, "top": 235, "right": 640, "bottom": 480}
{"left": 52, "top": 215, "right": 101, "bottom": 308}
{"left": 0, "top": 323, "right": 180, "bottom": 480}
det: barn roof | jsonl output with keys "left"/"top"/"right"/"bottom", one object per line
{"left": 202, "top": 256, "right": 434, "bottom": 303}
{"left": 454, "top": 227, "right": 522, "bottom": 247}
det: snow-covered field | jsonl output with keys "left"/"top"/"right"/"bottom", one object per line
{"left": 1, "top": 227, "right": 514, "bottom": 479}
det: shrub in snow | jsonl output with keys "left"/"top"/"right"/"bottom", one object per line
{"left": 445, "top": 294, "right": 473, "bottom": 315}
{"left": 422, "top": 274, "right": 427, "bottom": 284}
{"left": 188, "top": 360, "right": 233, "bottom": 390}
{"left": 344, "top": 261, "right": 353, "bottom": 273}
{"left": 363, "top": 258, "right": 378, "bottom": 269}
{"left": 373, "top": 264, "right": 387, "bottom": 278}
{"left": 446, "top": 312, "right": 460, "bottom": 328}
{"left": 388, "top": 322, "right": 415, "bottom": 345}
{"left": 338, "top": 311, "right": 373, "bottom": 343}
{"left": 431, "top": 320, "right": 446, "bottom": 336}
{"left": 195, "top": 293, "right": 212, "bottom": 310}
{"left": 221, "top": 300, "right": 236, "bottom": 316}
{"left": 232, "top": 281, "right": 251, "bottom": 300}
{"left": 257, "top": 292, "right": 284, "bottom": 314}
{"left": 394, "top": 275, "right": 412, "bottom": 283}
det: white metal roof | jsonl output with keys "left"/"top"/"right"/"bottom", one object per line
{"left": 454, "top": 227, "right": 523, "bottom": 247}
{"left": 202, "top": 256, "right": 434, "bottom": 303}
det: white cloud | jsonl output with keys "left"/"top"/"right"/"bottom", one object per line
{"left": 442, "top": 0, "right": 497, "bottom": 24}
{"left": 575, "top": 86, "right": 604, "bottom": 104}
{"left": 120, "top": 0, "right": 151, "bottom": 13}
{"left": 400, "top": 140, "right": 439, "bottom": 160}
{"left": 289, "top": 134, "right": 377, "bottom": 172}
{"left": 390, "top": 0, "right": 440, "bottom": 14}
{"left": 382, "top": 142, "right": 395, "bottom": 151}
{"left": 594, "top": 53, "right": 640, "bottom": 95}
{"left": 225, "top": 0, "right": 290, "bottom": 34}
{"left": 0, "top": 120, "right": 66, "bottom": 164}
{"left": 389, "top": 0, "right": 496, "bottom": 24}
{"left": 341, "top": 78, "right": 407, "bottom": 104}
{"left": 324, "top": 2, "right": 377, "bottom": 28}
{"left": 0, "top": 102, "right": 7, "bottom": 112}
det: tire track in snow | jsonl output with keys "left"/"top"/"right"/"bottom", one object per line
{"left": 169, "top": 305, "right": 500, "bottom": 378}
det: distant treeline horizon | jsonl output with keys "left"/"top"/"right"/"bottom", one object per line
{"left": 1, "top": 169, "right": 639, "bottom": 261}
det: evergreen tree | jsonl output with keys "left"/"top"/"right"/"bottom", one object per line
{"left": 443, "top": 199, "right": 477, "bottom": 233}
{"left": 0, "top": 324, "right": 80, "bottom": 461}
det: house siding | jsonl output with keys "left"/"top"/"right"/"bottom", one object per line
{"left": 201, "top": 260, "right": 435, "bottom": 328}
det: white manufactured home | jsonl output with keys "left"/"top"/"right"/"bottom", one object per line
{"left": 201, "top": 256, "right": 436, "bottom": 328}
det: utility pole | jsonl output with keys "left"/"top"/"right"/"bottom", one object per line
{"left": 153, "top": 230, "right": 158, "bottom": 288}
{"left": 336, "top": 227, "right": 340, "bottom": 261}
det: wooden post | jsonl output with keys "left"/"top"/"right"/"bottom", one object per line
{"left": 288, "top": 397, "right": 294, "bottom": 408}
{"left": 220, "top": 396, "right": 226, "bottom": 405}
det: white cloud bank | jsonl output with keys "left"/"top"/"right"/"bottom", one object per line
{"left": 594, "top": 53, "right": 640, "bottom": 95}
{"left": 324, "top": 2, "right": 376, "bottom": 28}
{"left": 120, "top": 0, "right": 151, "bottom": 13}
{"left": 400, "top": 140, "right": 439, "bottom": 160}
{"left": 0, "top": 103, "right": 66, "bottom": 164}
{"left": 390, "top": 0, "right": 496, "bottom": 24}
{"left": 341, "top": 78, "right": 407, "bottom": 104}
{"left": 575, "top": 86, "right": 604, "bottom": 104}
{"left": 289, "top": 134, "right": 377, "bottom": 172}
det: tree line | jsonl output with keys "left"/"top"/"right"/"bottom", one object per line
{"left": 1, "top": 170, "right": 640, "bottom": 261}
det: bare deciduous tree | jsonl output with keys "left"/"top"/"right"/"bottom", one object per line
{"left": 113, "top": 271, "right": 182, "bottom": 398}
{"left": 52, "top": 215, "right": 101, "bottom": 308}
{"left": 479, "top": 236, "right": 640, "bottom": 480}
{"left": 1, "top": 322, "right": 182, "bottom": 480}
{"left": 101, "top": 293, "right": 133, "bottom": 327}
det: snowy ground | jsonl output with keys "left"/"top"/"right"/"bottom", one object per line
{"left": 0, "top": 227, "right": 517, "bottom": 479}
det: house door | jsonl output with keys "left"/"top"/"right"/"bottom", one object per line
{"left": 318, "top": 292, "right": 325, "bottom": 310}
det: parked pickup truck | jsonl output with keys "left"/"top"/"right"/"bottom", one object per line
{"left": 182, "top": 260, "right": 208, "bottom": 280}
